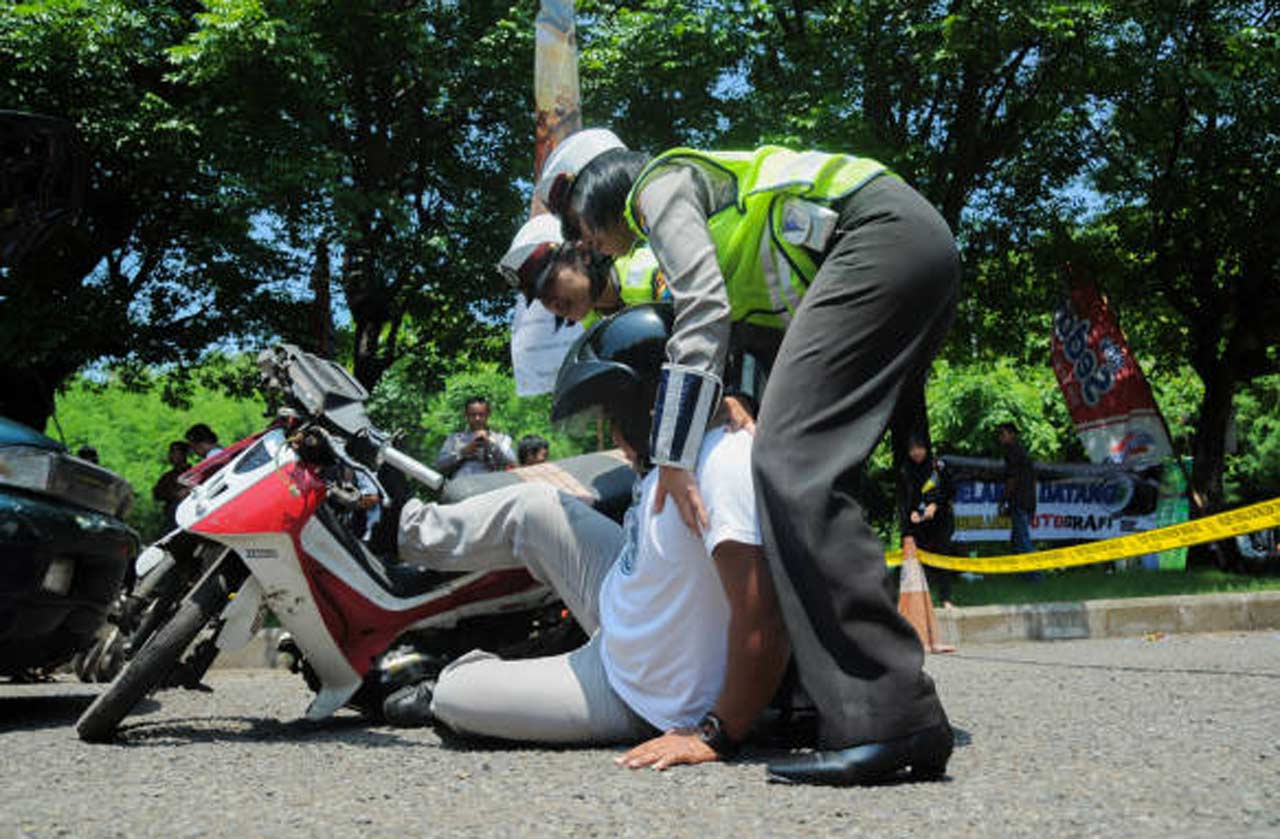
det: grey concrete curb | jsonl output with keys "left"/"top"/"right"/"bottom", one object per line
{"left": 211, "top": 591, "right": 1280, "bottom": 669}
{"left": 934, "top": 590, "right": 1280, "bottom": 645}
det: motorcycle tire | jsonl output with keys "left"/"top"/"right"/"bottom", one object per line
{"left": 75, "top": 555, "right": 244, "bottom": 743}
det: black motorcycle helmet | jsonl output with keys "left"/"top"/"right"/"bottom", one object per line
{"left": 550, "top": 303, "right": 674, "bottom": 467}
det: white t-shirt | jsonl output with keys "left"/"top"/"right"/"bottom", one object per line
{"left": 598, "top": 426, "right": 761, "bottom": 731}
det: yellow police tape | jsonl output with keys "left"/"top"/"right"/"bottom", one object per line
{"left": 884, "top": 496, "right": 1280, "bottom": 574}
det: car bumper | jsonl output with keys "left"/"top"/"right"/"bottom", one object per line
{"left": 0, "top": 489, "right": 137, "bottom": 672}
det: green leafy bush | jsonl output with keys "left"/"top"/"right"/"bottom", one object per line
{"left": 1225, "top": 374, "right": 1280, "bottom": 505}
{"left": 923, "top": 359, "right": 1074, "bottom": 460}
{"left": 54, "top": 374, "right": 266, "bottom": 540}
{"left": 50, "top": 354, "right": 1276, "bottom": 552}
{"left": 370, "top": 361, "right": 601, "bottom": 470}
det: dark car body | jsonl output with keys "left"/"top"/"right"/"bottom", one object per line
{"left": 0, "top": 416, "right": 138, "bottom": 675}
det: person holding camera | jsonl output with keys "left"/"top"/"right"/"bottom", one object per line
{"left": 435, "top": 396, "right": 516, "bottom": 478}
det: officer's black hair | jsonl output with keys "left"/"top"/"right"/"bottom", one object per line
{"left": 464, "top": 395, "right": 490, "bottom": 410}
{"left": 562, "top": 149, "right": 650, "bottom": 243}
{"left": 544, "top": 245, "right": 614, "bottom": 308}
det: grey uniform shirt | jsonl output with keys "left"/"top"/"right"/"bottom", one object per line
{"left": 633, "top": 163, "right": 741, "bottom": 468}
{"left": 435, "top": 430, "right": 516, "bottom": 478}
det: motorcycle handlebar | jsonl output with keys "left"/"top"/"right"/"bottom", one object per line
{"left": 380, "top": 444, "right": 445, "bottom": 492}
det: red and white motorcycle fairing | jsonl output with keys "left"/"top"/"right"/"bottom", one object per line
{"left": 177, "top": 427, "right": 554, "bottom": 720}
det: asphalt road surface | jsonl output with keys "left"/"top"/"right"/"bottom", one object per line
{"left": 3, "top": 632, "right": 1278, "bottom": 839}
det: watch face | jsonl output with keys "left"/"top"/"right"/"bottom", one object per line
{"left": 698, "top": 712, "right": 730, "bottom": 755}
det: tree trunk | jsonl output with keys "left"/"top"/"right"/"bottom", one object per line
{"left": 0, "top": 362, "right": 74, "bottom": 434}
{"left": 308, "top": 240, "right": 335, "bottom": 359}
{"left": 1189, "top": 361, "right": 1235, "bottom": 514}
{"left": 343, "top": 238, "right": 391, "bottom": 391}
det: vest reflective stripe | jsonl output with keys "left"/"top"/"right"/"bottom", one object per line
{"left": 625, "top": 146, "right": 887, "bottom": 326}
{"left": 618, "top": 247, "right": 666, "bottom": 305}
{"left": 757, "top": 220, "right": 796, "bottom": 328}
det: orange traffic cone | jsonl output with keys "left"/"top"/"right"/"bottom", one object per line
{"left": 898, "top": 536, "right": 956, "bottom": 654}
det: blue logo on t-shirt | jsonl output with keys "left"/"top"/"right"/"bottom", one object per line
{"left": 617, "top": 505, "right": 639, "bottom": 576}
{"left": 616, "top": 480, "right": 644, "bottom": 576}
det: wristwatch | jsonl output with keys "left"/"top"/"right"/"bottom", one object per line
{"left": 696, "top": 711, "right": 740, "bottom": 758}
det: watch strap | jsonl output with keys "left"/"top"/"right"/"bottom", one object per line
{"left": 697, "top": 711, "right": 740, "bottom": 758}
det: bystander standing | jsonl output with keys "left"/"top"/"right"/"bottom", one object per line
{"left": 997, "top": 422, "right": 1040, "bottom": 578}
{"left": 899, "top": 435, "right": 957, "bottom": 608}
{"left": 434, "top": 396, "right": 516, "bottom": 478}
{"left": 151, "top": 441, "right": 192, "bottom": 532}
{"left": 184, "top": 423, "right": 223, "bottom": 460}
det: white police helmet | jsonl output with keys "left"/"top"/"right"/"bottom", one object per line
{"left": 498, "top": 213, "right": 563, "bottom": 300}
{"left": 534, "top": 128, "right": 627, "bottom": 215}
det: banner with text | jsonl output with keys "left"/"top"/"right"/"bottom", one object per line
{"left": 953, "top": 473, "right": 1157, "bottom": 542}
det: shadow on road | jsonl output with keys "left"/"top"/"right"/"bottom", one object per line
{"left": 112, "top": 713, "right": 422, "bottom": 748}
{"left": 431, "top": 717, "right": 973, "bottom": 772}
{"left": 0, "top": 693, "right": 159, "bottom": 734}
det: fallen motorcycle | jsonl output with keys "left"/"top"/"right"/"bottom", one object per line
{"left": 75, "top": 344, "right": 629, "bottom": 742}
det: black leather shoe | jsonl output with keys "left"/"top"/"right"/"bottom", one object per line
{"left": 382, "top": 680, "right": 436, "bottom": 728}
{"left": 766, "top": 722, "right": 953, "bottom": 786}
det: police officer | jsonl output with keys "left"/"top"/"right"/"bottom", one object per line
{"left": 537, "top": 133, "right": 959, "bottom": 785}
{"left": 498, "top": 206, "right": 669, "bottom": 328}
{"left": 503, "top": 129, "right": 764, "bottom": 429}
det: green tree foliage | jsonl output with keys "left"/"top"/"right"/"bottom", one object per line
{"left": 577, "top": 0, "right": 1111, "bottom": 367}
{"left": 54, "top": 370, "right": 266, "bottom": 539}
{"left": 0, "top": 1, "right": 307, "bottom": 430}
{"left": 5, "top": 0, "right": 1277, "bottom": 515}
{"left": 167, "top": 0, "right": 537, "bottom": 389}
{"left": 922, "top": 360, "right": 1075, "bottom": 462}
{"left": 1078, "top": 0, "right": 1280, "bottom": 510}
{"left": 369, "top": 358, "right": 599, "bottom": 470}
{"left": 1225, "top": 375, "right": 1280, "bottom": 505}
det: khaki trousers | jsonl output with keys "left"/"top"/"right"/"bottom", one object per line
{"left": 398, "top": 483, "right": 654, "bottom": 743}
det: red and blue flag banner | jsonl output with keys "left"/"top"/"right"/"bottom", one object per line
{"left": 1050, "top": 278, "right": 1174, "bottom": 469}
{"left": 1050, "top": 277, "right": 1188, "bottom": 568}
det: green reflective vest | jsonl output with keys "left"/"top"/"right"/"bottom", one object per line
{"left": 624, "top": 146, "right": 887, "bottom": 329}
{"left": 579, "top": 246, "right": 669, "bottom": 328}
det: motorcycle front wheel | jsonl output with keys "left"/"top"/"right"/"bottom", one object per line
{"left": 75, "top": 553, "right": 247, "bottom": 743}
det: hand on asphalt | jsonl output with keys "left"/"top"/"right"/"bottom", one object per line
{"left": 616, "top": 728, "right": 718, "bottom": 771}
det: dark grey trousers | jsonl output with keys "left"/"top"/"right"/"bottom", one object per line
{"left": 753, "top": 174, "right": 960, "bottom": 749}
